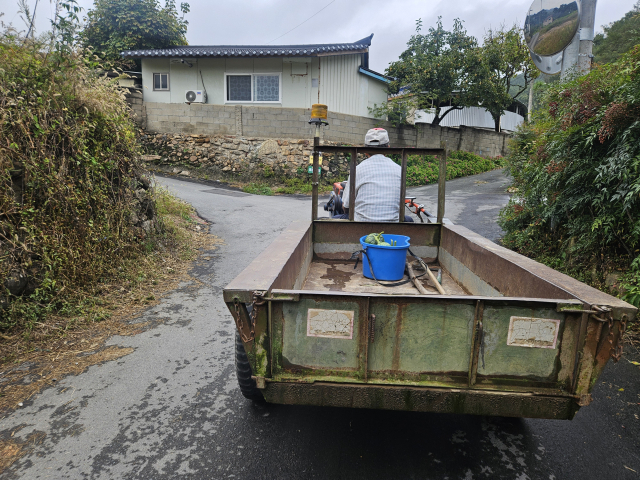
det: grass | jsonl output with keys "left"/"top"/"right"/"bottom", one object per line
{"left": 242, "top": 183, "right": 274, "bottom": 195}
{"left": 402, "top": 151, "right": 505, "bottom": 187}
{"left": 532, "top": 13, "right": 579, "bottom": 56}
{"left": 239, "top": 152, "right": 504, "bottom": 194}
{"left": 0, "top": 186, "right": 216, "bottom": 412}
{"left": 241, "top": 179, "right": 334, "bottom": 196}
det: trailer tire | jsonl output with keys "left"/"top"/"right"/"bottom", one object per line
{"left": 235, "top": 331, "right": 265, "bottom": 402}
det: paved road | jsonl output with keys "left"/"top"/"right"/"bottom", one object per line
{"left": 1, "top": 169, "right": 639, "bottom": 479}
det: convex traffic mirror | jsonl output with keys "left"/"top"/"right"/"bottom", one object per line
{"left": 525, "top": 0, "right": 580, "bottom": 56}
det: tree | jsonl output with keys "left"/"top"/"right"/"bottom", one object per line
{"left": 477, "top": 25, "right": 539, "bottom": 131}
{"left": 593, "top": 1, "right": 640, "bottom": 64}
{"left": 385, "top": 17, "right": 482, "bottom": 126}
{"left": 80, "top": 0, "right": 190, "bottom": 69}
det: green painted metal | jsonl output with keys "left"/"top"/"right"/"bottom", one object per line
{"left": 398, "top": 302, "right": 475, "bottom": 373}
{"left": 480, "top": 305, "right": 565, "bottom": 381}
{"left": 223, "top": 218, "right": 636, "bottom": 418}
{"left": 282, "top": 299, "right": 362, "bottom": 371}
{"left": 367, "top": 301, "right": 475, "bottom": 374}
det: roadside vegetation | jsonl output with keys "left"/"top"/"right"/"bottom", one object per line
{"left": 0, "top": 15, "right": 205, "bottom": 367}
{"left": 402, "top": 151, "right": 504, "bottom": 186}
{"left": 239, "top": 150, "right": 504, "bottom": 195}
{"left": 594, "top": 1, "right": 640, "bottom": 65}
{"left": 242, "top": 178, "right": 334, "bottom": 195}
{"left": 499, "top": 46, "right": 640, "bottom": 313}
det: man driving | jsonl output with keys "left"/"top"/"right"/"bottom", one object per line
{"left": 335, "top": 128, "right": 413, "bottom": 222}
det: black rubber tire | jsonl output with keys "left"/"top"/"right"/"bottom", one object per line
{"left": 235, "top": 331, "right": 264, "bottom": 402}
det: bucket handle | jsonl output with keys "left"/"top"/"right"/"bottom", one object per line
{"left": 350, "top": 247, "right": 414, "bottom": 287}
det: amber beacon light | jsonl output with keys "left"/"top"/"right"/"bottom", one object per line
{"left": 309, "top": 104, "right": 329, "bottom": 125}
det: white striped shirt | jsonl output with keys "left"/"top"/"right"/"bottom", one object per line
{"left": 342, "top": 154, "right": 402, "bottom": 222}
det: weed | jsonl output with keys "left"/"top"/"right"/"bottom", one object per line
{"left": 263, "top": 165, "right": 275, "bottom": 178}
{"left": 242, "top": 183, "right": 274, "bottom": 196}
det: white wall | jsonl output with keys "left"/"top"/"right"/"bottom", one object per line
{"left": 414, "top": 107, "right": 524, "bottom": 132}
{"left": 141, "top": 54, "right": 385, "bottom": 118}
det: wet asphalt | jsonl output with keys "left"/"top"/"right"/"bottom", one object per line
{"left": 1, "top": 168, "right": 639, "bottom": 479}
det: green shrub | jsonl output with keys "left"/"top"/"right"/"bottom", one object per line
{"left": 242, "top": 183, "right": 274, "bottom": 195}
{"left": 398, "top": 150, "right": 503, "bottom": 186}
{"left": 499, "top": 46, "right": 640, "bottom": 306}
{"left": 0, "top": 34, "right": 151, "bottom": 332}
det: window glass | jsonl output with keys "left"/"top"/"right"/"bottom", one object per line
{"left": 254, "top": 75, "right": 279, "bottom": 102}
{"left": 227, "top": 75, "right": 252, "bottom": 101}
{"left": 154, "top": 73, "right": 168, "bottom": 90}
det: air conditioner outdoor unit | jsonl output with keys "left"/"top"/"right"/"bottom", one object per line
{"left": 185, "top": 90, "right": 206, "bottom": 104}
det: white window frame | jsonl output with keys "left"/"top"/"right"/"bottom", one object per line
{"left": 224, "top": 73, "right": 282, "bottom": 104}
{"left": 153, "top": 72, "right": 170, "bottom": 91}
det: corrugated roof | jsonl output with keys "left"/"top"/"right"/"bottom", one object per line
{"left": 122, "top": 34, "right": 374, "bottom": 59}
{"left": 358, "top": 66, "right": 391, "bottom": 83}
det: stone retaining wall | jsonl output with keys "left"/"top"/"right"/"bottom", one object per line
{"left": 141, "top": 133, "right": 353, "bottom": 181}
{"left": 132, "top": 102, "right": 510, "bottom": 158}
{"left": 133, "top": 102, "right": 511, "bottom": 181}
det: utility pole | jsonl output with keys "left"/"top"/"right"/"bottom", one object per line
{"left": 561, "top": 0, "right": 597, "bottom": 78}
{"left": 578, "top": 0, "right": 597, "bottom": 73}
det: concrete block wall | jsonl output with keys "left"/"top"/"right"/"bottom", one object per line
{"left": 416, "top": 124, "right": 509, "bottom": 158}
{"left": 124, "top": 90, "right": 146, "bottom": 129}
{"left": 135, "top": 102, "right": 509, "bottom": 157}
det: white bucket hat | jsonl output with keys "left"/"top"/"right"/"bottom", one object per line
{"left": 364, "top": 128, "right": 389, "bottom": 146}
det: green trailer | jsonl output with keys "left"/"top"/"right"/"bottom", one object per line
{"left": 223, "top": 144, "right": 635, "bottom": 420}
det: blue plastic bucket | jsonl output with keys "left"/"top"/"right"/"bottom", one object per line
{"left": 359, "top": 234, "right": 411, "bottom": 281}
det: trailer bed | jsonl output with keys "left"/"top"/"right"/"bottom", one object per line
{"left": 302, "top": 259, "right": 469, "bottom": 296}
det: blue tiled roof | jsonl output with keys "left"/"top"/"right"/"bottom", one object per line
{"left": 122, "top": 34, "right": 374, "bottom": 58}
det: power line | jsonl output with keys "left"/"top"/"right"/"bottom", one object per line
{"left": 267, "top": 0, "right": 336, "bottom": 44}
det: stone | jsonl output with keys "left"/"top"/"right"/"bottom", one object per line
{"left": 222, "top": 166, "right": 232, "bottom": 171}
{"left": 190, "top": 155, "right": 197, "bottom": 162}
{"left": 142, "top": 220, "right": 154, "bottom": 233}
{"left": 141, "top": 155, "right": 161, "bottom": 162}
{"left": 258, "top": 139, "right": 279, "bottom": 156}
{"left": 5, "top": 269, "right": 27, "bottom": 296}
{"left": 179, "top": 170, "right": 190, "bottom": 176}
{"left": 605, "top": 272, "right": 623, "bottom": 288}
{"left": 172, "top": 168, "right": 180, "bottom": 173}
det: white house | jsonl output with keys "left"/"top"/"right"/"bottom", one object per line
{"left": 122, "top": 35, "right": 390, "bottom": 118}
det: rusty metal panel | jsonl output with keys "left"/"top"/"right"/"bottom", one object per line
{"left": 439, "top": 248, "right": 501, "bottom": 296}
{"left": 479, "top": 305, "right": 567, "bottom": 382}
{"left": 313, "top": 220, "right": 440, "bottom": 246}
{"left": 223, "top": 220, "right": 311, "bottom": 303}
{"left": 276, "top": 295, "right": 369, "bottom": 378}
{"left": 262, "top": 382, "right": 578, "bottom": 419}
{"left": 367, "top": 301, "right": 475, "bottom": 375}
{"left": 441, "top": 224, "right": 637, "bottom": 313}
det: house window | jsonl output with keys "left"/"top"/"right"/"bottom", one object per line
{"left": 153, "top": 73, "right": 169, "bottom": 91}
{"left": 225, "top": 73, "right": 281, "bottom": 103}
{"left": 227, "top": 75, "right": 252, "bottom": 101}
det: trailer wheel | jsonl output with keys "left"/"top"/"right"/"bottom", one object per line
{"left": 235, "top": 331, "right": 264, "bottom": 402}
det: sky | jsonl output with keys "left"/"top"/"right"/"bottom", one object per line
{"left": 0, "top": 0, "right": 636, "bottom": 72}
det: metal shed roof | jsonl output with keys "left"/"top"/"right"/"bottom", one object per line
{"left": 122, "top": 34, "right": 374, "bottom": 59}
